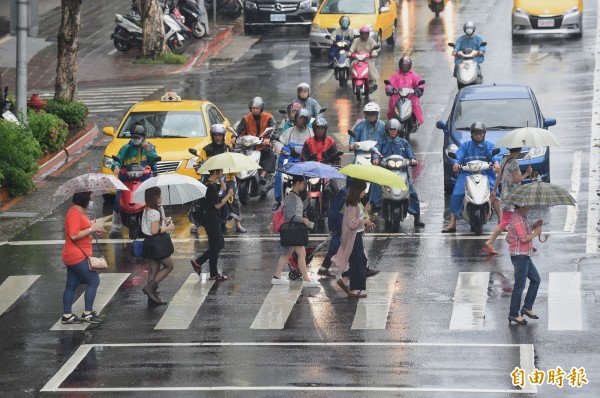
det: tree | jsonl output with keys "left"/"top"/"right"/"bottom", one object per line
{"left": 135, "top": 0, "right": 168, "bottom": 59}
{"left": 54, "top": 0, "right": 82, "bottom": 101}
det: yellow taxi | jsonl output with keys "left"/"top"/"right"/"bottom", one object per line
{"left": 309, "top": 0, "right": 397, "bottom": 56}
{"left": 512, "top": 0, "right": 583, "bottom": 38}
{"left": 100, "top": 92, "right": 233, "bottom": 198}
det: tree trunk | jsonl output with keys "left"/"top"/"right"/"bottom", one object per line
{"left": 135, "top": 0, "right": 167, "bottom": 59}
{"left": 54, "top": 0, "right": 82, "bottom": 101}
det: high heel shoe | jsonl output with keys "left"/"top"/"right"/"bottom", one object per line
{"left": 521, "top": 308, "right": 539, "bottom": 319}
{"left": 508, "top": 316, "right": 528, "bottom": 325}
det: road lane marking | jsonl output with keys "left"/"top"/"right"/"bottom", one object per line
{"left": 41, "top": 344, "right": 93, "bottom": 392}
{"left": 318, "top": 70, "right": 334, "bottom": 87}
{"left": 520, "top": 344, "right": 537, "bottom": 393}
{"left": 564, "top": 150, "right": 580, "bottom": 232}
{"left": 587, "top": 4, "right": 600, "bottom": 253}
{"left": 50, "top": 273, "right": 130, "bottom": 331}
{"left": 351, "top": 272, "right": 397, "bottom": 329}
{"left": 250, "top": 283, "right": 302, "bottom": 329}
{"left": 0, "top": 275, "right": 40, "bottom": 316}
{"left": 449, "top": 272, "right": 489, "bottom": 330}
{"left": 548, "top": 272, "right": 582, "bottom": 331}
{"left": 155, "top": 273, "right": 214, "bottom": 330}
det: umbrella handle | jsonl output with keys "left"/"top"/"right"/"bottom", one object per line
{"left": 538, "top": 234, "right": 548, "bottom": 243}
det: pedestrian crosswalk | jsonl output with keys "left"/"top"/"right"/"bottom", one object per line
{"left": 0, "top": 271, "right": 586, "bottom": 332}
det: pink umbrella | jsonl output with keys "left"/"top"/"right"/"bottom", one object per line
{"left": 53, "top": 173, "right": 129, "bottom": 197}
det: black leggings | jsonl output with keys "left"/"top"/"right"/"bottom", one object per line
{"left": 196, "top": 217, "right": 225, "bottom": 277}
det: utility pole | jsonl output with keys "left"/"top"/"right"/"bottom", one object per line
{"left": 16, "top": 0, "right": 28, "bottom": 122}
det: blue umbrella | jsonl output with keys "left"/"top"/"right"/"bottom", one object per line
{"left": 279, "top": 161, "right": 346, "bottom": 179}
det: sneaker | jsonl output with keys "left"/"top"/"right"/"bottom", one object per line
{"left": 272, "top": 201, "right": 281, "bottom": 211}
{"left": 61, "top": 314, "right": 84, "bottom": 324}
{"left": 366, "top": 267, "right": 380, "bottom": 278}
{"left": 317, "top": 268, "right": 336, "bottom": 279}
{"left": 81, "top": 311, "right": 103, "bottom": 324}
{"left": 302, "top": 279, "right": 320, "bottom": 288}
{"left": 271, "top": 275, "right": 290, "bottom": 285}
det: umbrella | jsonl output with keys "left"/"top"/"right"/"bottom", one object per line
{"left": 495, "top": 127, "right": 561, "bottom": 149}
{"left": 196, "top": 152, "right": 261, "bottom": 175}
{"left": 132, "top": 173, "right": 207, "bottom": 205}
{"left": 506, "top": 180, "right": 576, "bottom": 207}
{"left": 339, "top": 164, "right": 407, "bottom": 190}
{"left": 54, "top": 173, "right": 129, "bottom": 196}
{"left": 279, "top": 161, "right": 346, "bottom": 179}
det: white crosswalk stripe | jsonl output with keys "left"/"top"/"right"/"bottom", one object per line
{"left": 351, "top": 272, "right": 398, "bottom": 329}
{"left": 0, "top": 275, "right": 40, "bottom": 316}
{"left": 251, "top": 282, "right": 303, "bottom": 329}
{"left": 548, "top": 272, "right": 582, "bottom": 330}
{"left": 449, "top": 272, "right": 490, "bottom": 330}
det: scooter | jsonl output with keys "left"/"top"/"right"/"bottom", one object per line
{"left": 350, "top": 45, "right": 380, "bottom": 102}
{"left": 177, "top": 0, "right": 207, "bottom": 39}
{"left": 168, "top": 4, "right": 194, "bottom": 43}
{"left": 384, "top": 78, "right": 425, "bottom": 139}
{"left": 448, "top": 41, "right": 487, "bottom": 89}
{"left": 374, "top": 154, "right": 412, "bottom": 232}
{"left": 1, "top": 86, "right": 19, "bottom": 124}
{"left": 447, "top": 150, "right": 499, "bottom": 235}
{"left": 205, "top": 0, "right": 242, "bottom": 19}
{"left": 272, "top": 140, "right": 304, "bottom": 203}
{"left": 347, "top": 129, "right": 377, "bottom": 198}
{"left": 112, "top": 155, "right": 160, "bottom": 239}
{"left": 234, "top": 127, "right": 276, "bottom": 205}
{"left": 325, "top": 35, "right": 352, "bottom": 87}
{"left": 304, "top": 150, "right": 344, "bottom": 231}
{"left": 428, "top": 0, "right": 446, "bottom": 17}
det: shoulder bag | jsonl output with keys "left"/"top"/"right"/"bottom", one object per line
{"left": 141, "top": 209, "right": 174, "bottom": 260}
{"left": 279, "top": 221, "right": 308, "bottom": 247}
{"left": 67, "top": 232, "right": 108, "bottom": 271}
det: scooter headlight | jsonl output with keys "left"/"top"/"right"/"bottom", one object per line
{"left": 309, "top": 177, "right": 320, "bottom": 185}
{"left": 245, "top": 1, "right": 258, "bottom": 10}
{"left": 186, "top": 156, "right": 198, "bottom": 169}
{"left": 445, "top": 144, "right": 459, "bottom": 158}
{"left": 103, "top": 156, "right": 114, "bottom": 169}
{"left": 524, "top": 147, "right": 547, "bottom": 159}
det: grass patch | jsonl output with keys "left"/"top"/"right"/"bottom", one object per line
{"left": 134, "top": 53, "right": 188, "bottom": 65}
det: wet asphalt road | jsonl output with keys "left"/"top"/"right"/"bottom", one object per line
{"left": 1, "top": 0, "right": 600, "bottom": 396}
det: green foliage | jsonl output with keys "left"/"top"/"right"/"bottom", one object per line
{"left": 133, "top": 53, "right": 188, "bottom": 64}
{"left": 44, "top": 99, "right": 89, "bottom": 128}
{"left": 0, "top": 120, "right": 42, "bottom": 196}
{"left": 27, "top": 110, "right": 69, "bottom": 155}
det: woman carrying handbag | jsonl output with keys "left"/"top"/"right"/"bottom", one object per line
{"left": 272, "top": 175, "right": 320, "bottom": 288}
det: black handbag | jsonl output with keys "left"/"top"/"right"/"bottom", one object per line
{"left": 279, "top": 221, "right": 308, "bottom": 247}
{"left": 143, "top": 233, "right": 174, "bottom": 260}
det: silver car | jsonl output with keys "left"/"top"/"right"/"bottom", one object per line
{"left": 512, "top": 4, "right": 583, "bottom": 38}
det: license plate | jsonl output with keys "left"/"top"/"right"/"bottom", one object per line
{"left": 270, "top": 14, "right": 286, "bottom": 22}
{"left": 538, "top": 19, "right": 555, "bottom": 27}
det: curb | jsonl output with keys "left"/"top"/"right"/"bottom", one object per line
{"left": 165, "top": 28, "right": 235, "bottom": 75}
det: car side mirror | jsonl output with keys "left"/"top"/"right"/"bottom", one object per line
{"left": 436, "top": 120, "right": 448, "bottom": 130}
{"left": 103, "top": 127, "right": 115, "bottom": 137}
{"left": 544, "top": 117, "right": 556, "bottom": 127}
{"left": 188, "top": 148, "right": 199, "bottom": 156}
{"left": 447, "top": 152, "right": 457, "bottom": 160}
{"left": 492, "top": 148, "right": 501, "bottom": 156}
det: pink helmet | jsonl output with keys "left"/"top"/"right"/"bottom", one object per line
{"left": 359, "top": 26, "right": 370, "bottom": 34}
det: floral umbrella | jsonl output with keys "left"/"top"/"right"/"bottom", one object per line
{"left": 53, "top": 173, "right": 129, "bottom": 197}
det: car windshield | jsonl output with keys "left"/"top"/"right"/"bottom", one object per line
{"left": 320, "top": 0, "right": 375, "bottom": 14}
{"left": 453, "top": 99, "right": 538, "bottom": 130}
{"left": 117, "top": 111, "right": 207, "bottom": 138}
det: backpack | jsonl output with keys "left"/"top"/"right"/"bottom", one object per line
{"left": 327, "top": 188, "right": 348, "bottom": 232}
{"left": 188, "top": 197, "right": 207, "bottom": 227}
{"left": 272, "top": 205, "right": 285, "bottom": 233}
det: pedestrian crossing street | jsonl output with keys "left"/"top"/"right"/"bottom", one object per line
{"left": 0, "top": 271, "right": 584, "bottom": 332}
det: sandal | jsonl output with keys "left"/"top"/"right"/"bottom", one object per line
{"left": 481, "top": 246, "right": 498, "bottom": 255}
{"left": 209, "top": 274, "right": 229, "bottom": 281}
{"left": 348, "top": 290, "right": 367, "bottom": 298}
{"left": 441, "top": 226, "right": 456, "bottom": 233}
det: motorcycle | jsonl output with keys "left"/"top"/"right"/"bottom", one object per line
{"left": 384, "top": 78, "right": 426, "bottom": 139}
{"left": 428, "top": 0, "right": 446, "bottom": 17}
{"left": 304, "top": 151, "right": 344, "bottom": 231}
{"left": 168, "top": 4, "right": 194, "bottom": 42}
{"left": 1, "top": 86, "right": 19, "bottom": 124}
{"left": 205, "top": 0, "right": 242, "bottom": 19}
{"left": 176, "top": 0, "right": 207, "bottom": 39}
{"left": 325, "top": 35, "right": 352, "bottom": 87}
{"left": 234, "top": 127, "right": 276, "bottom": 205}
{"left": 448, "top": 41, "right": 487, "bottom": 89}
{"left": 112, "top": 155, "right": 160, "bottom": 239}
{"left": 347, "top": 129, "right": 377, "bottom": 196}
{"left": 375, "top": 154, "right": 412, "bottom": 233}
{"left": 272, "top": 139, "right": 303, "bottom": 203}
{"left": 448, "top": 149, "right": 500, "bottom": 235}
{"left": 350, "top": 45, "right": 380, "bottom": 102}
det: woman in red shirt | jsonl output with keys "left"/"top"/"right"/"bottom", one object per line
{"left": 61, "top": 192, "right": 104, "bottom": 324}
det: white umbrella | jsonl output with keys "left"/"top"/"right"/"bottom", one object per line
{"left": 132, "top": 174, "right": 207, "bottom": 205}
{"left": 495, "top": 127, "right": 560, "bottom": 149}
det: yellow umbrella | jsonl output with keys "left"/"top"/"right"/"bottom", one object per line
{"left": 339, "top": 164, "right": 407, "bottom": 189}
{"left": 196, "top": 152, "right": 261, "bottom": 174}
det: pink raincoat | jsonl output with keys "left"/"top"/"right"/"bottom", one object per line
{"left": 331, "top": 204, "right": 366, "bottom": 273}
{"left": 385, "top": 70, "right": 425, "bottom": 123}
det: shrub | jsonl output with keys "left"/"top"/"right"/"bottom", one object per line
{"left": 0, "top": 120, "right": 42, "bottom": 196}
{"left": 27, "top": 110, "right": 69, "bottom": 155}
{"left": 133, "top": 53, "right": 187, "bottom": 65}
{"left": 44, "top": 99, "right": 89, "bottom": 128}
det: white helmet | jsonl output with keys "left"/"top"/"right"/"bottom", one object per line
{"left": 297, "top": 82, "right": 311, "bottom": 96}
{"left": 363, "top": 102, "right": 380, "bottom": 116}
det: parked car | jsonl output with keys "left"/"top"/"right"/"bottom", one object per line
{"left": 512, "top": 0, "right": 583, "bottom": 39}
{"left": 100, "top": 92, "right": 233, "bottom": 200}
{"left": 436, "top": 84, "right": 556, "bottom": 193}
{"left": 244, "top": 0, "right": 320, "bottom": 35}
{"left": 309, "top": 0, "right": 397, "bottom": 56}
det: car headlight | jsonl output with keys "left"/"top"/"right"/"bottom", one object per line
{"left": 564, "top": 6, "right": 579, "bottom": 15}
{"left": 299, "top": 0, "right": 311, "bottom": 9}
{"left": 103, "top": 156, "right": 114, "bottom": 169}
{"left": 525, "top": 147, "right": 547, "bottom": 159}
{"left": 514, "top": 8, "right": 528, "bottom": 16}
{"left": 186, "top": 156, "right": 198, "bottom": 169}
{"left": 245, "top": 1, "right": 257, "bottom": 10}
{"left": 311, "top": 23, "right": 327, "bottom": 33}
{"left": 445, "top": 144, "right": 459, "bottom": 158}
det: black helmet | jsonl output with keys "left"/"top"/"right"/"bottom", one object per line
{"left": 295, "top": 108, "right": 311, "bottom": 125}
{"left": 313, "top": 115, "right": 328, "bottom": 135}
{"left": 248, "top": 96, "right": 264, "bottom": 112}
{"left": 470, "top": 122, "right": 486, "bottom": 142}
{"left": 463, "top": 21, "right": 476, "bottom": 37}
{"left": 131, "top": 123, "right": 147, "bottom": 137}
{"left": 339, "top": 16, "right": 350, "bottom": 29}
{"left": 210, "top": 123, "right": 226, "bottom": 145}
{"left": 399, "top": 55, "right": 412, "bottom": 72}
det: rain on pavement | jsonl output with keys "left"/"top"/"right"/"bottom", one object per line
{"left": 1, "top": 0, "right": 599, "bottom": 396}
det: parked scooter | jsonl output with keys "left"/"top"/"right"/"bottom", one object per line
{"left": 205, "top": 0, "right": 242, "bottom": 19}
{"left": 0, "top": 86, "right": 19, "bottom": 124}
{"left": 447, "top": 149, "right": 499, "bottom": 235}
{"left": 304, "top": 150, "right": 344, "bottom": 231}
{"left": 325, "top": 34, "right": 352, "bottom": 87}
{"left": 428, "top": 0, "right": 446, "bottom": 17}
{"left": 448, "top": 41, "right": 487, "bottom": 89}
{"left": 350, "top": 45, "right": 380, "bottom": 102}
{"left": 234, "top": 127, "right": 276, "bottom": 205}
{"left": 383, "top": 79, "right": 425, "bottom": 139}
{"left": 374, "top": 154, "right": 412, "bottom": 232}
{"left": 176, "top": 0, "right": 207, "bottom": 38}
{"left": 168, "top": 4, "right": 194, "bottom": 43}
{"left": 112, "top": 155, "right": 160, "bottom": 239}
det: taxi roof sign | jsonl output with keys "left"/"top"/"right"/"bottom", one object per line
{"left": 161, "top": 92, "right": 182, "bottom": 102}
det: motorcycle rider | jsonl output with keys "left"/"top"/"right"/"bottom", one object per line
{"left": 327, "top": 15, "right": 356, "bottom": 69}
{"left": 282, "top": 103, "right": 304, "bottom": 132}
{"left": 385, "top": 55, "right": 425, "bottom": 130}
{"left": 301, "top": 115, "right": 340, "bottom": 200}
{"left": 293, "top": 83, "right": 322, "bottom": 119}
{"left": 348, "top": 102, "right": 385, "bottom": 159}
{"left": 235, "top": 96, "right": 277, "bottom": 185}
{"left": 195, "top": 124, "right": 247, "bottom": 234}
{"left": 452, "top": 21, "right": 486, "bottom": 78}
{"left": 109, "top": 123, "right": 158, "bottom": 237}
{"left": 371, "top": 119, "right": 425, "bottom": 228}
{"left": 349, "top": 26, "right": 379, "bottom": 93}
{"left": 442, "top": 122, "right": 501, "bottom": 233}
{"left": 273, "top": 108, "right": 314, "bottom": 211}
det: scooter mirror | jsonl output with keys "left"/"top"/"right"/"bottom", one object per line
{"left": 447, "top": 152, "right": 457, "bottom": 160}
{"left": 448, "top": 42, "right": 455, "bottom": 48}
{"left": 417, "top": 80, "right": 425, "bottom": 85}
{"left": 262, "top": 127, "right": 274, "bottom": 137}
{"left": 188, "top": 148, "right": 199, "bottom": 156}
{"left": 111, "top": 155, "right": 121, "bottom": 162}
{"left": 372, "top": 45, "right": 381, "bottom": 51}
{"left": 347, "top": 130, "right": 357, "bottom": 139}
{"left": 278, "top": 109, "right": 287, "bottom": 115}
{"left": 491, "top": 148, "right": 501, "bottom": 156}
{"left": 318, "top": 108, "right": 327, "bottom": 114}
{"left": 480, "top": 41, "right": 488, "bottom": 46}
{"left": 383, "top": 80, "right": 391, "bottom": 85}
{"left": 226, "top": 126, "right": 238, "bottom": 138}
{"left": 154, "top": 156, "right": 162, "bottom": 162}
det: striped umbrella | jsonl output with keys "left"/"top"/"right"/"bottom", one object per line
{"left": 506, "top": 180, "right": 576, "bottom": 207}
